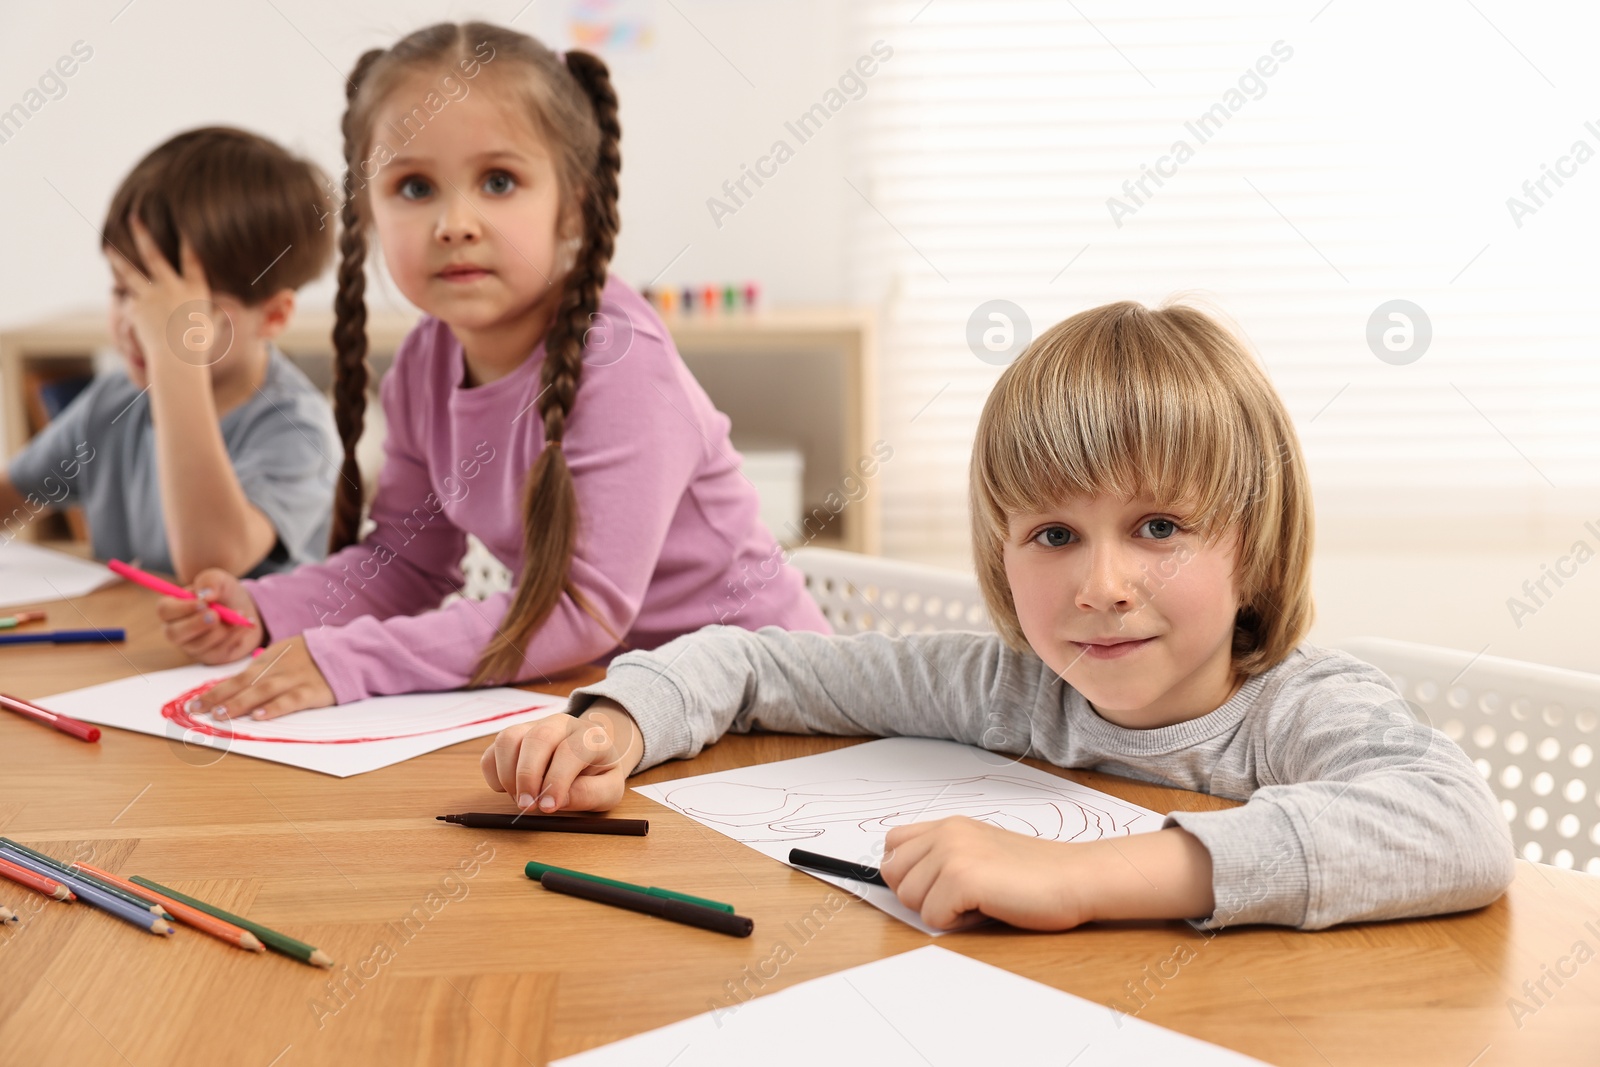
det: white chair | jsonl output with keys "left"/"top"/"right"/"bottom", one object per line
{"left": 790, "top": 547, "right": 991, "bottom": 636}
{"left": 452, "top": 543, "right": 995, "bottom": 640}
{"left": 458, "top": 534, "right": 513, "bottom": 601}
{"left": 1339, "top": 637, "right": 1600, "bottom": 874}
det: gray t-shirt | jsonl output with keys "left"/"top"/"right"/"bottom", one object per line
{"left": 8, "top": 348, "right": 337, "bottom": 577}
{"left": 569, "top": 627, "right": 1516, "bottom": 930}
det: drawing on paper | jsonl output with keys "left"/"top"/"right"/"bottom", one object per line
{"left": 160, "top": 681, "right": 545, "bottom": 745}
{"left": 658, "top": 773, "right": 1157, "bottom": 844}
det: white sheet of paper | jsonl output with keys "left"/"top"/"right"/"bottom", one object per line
{"left": 40, "top": 660, "right": 568, "bottom": 777}
{"left": 0, "top": 540, "right": 115, "bottom": 609}
{"left": 633, "top": 736, "right": 1165, "bottom": 935}
{"left": 553, "top": 945, "right": 1268, "bottom": 1066}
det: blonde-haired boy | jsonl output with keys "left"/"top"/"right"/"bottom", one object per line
{"left": 482, "top": 300, "right": 1514, "bottom": 933}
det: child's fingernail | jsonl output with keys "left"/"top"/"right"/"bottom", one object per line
{"left": 184, "top": 697, "right": 201, "bottom": 714}
{"left": 212, "top": 705, "right": 228, "bottom": 719}
{"left": 251, "top": 710, "right": 265, "bottom": 720}
{"left": 539, "top": 795, "right": 557, "bottom": 812}
{"left": 205, "top": 611, "right": 217, "bottom": 624}
{"left": 517, "top": 793, "right": 534, "bottom": 808}
{"left": 197, "top": 587, "right": 214, "bottom": 599}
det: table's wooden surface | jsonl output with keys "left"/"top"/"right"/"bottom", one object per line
{"left": 2, "top": 582, "right": 1598, "bottom": 1066}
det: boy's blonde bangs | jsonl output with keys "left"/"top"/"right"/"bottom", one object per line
{"left": 969, "top": 300, "right": 1314, "bottom": 677}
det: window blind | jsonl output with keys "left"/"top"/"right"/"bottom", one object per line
{"left": 849, "top": 0, "right": 1600, "bottom": 566}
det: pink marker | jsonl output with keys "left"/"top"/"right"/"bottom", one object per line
{"left": 107, "top": 559, "right": 255, "bottom": 628}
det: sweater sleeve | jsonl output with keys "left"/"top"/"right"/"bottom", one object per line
{"left": 255, "top": 324, "right": 720, "bottom": 702}
{"left": 567, "top": 625, "right": 1040, "bottom": 771}
{"left": 243, "top": 342, "right": 468, "bottom": 688}
{"left": 1164, "top": 657, "right": 1516, "bottom": 930}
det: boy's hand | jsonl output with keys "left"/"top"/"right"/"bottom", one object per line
{"left": 158, "top": 567, "right": 263, "bottom": 664}
{"left": 481, "top": 699, "right": 643, "bottom": 813}
{"left": 880, "top": 817, "right": 1096, "bottom": 931}
{"left": 880, "top": 821, "right": 1216, "bottom": 932}
{"left": 185, "top": 635, "right": 335, "bottom": 720}
{"left": 107, "top": 214, "right": 217, "bottom": 368}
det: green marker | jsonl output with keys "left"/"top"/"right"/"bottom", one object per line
{"left": 523, "top": 860, "right": 735, "bottom": 913}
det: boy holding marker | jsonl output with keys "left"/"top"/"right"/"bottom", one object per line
{"left": 483, "top": 301, "right": 1514, "bottom": 934}
{"left": 0, "top": 127, "right": 339, "bottom": 581}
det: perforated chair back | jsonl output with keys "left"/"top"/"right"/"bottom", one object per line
{"left": 1339, "top": 637, "right": 1600, "bottom": 874}
{"left": 791, "top": 547, "right": 992, "bottom": 636}
{"left": 458, "top": 535, "right": 513, "bottom": 601}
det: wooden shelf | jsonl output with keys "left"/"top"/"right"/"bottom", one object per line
{"left": 0, "top": 304, "right": 878, "bottom": 553}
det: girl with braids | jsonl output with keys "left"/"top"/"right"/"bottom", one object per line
{"left": 158, "top": 22, "right": 827, "bottom": 718}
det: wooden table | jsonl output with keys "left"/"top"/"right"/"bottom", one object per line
{"left": 2, "top": 582, "right": 1598, "bottom": 1066}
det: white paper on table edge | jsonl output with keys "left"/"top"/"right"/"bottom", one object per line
{"left": 550, "top": 944, "right": 1274, "bottom": 1066}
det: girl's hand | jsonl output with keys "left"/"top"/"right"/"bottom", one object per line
{"left": 481, "top": 699, "right": 643, "bottom": 812}
{"left": 157, "top": 567, "right": 264, "bottom": 664}
{"left": 880, "top": 817, "right": 1096, "bottom": 931}
{"left": 185, "top": 635, "right": 335, "bottom": 720}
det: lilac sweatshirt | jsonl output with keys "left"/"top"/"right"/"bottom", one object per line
{"left": 245, "top": 278, "right": 829, "bottom": 702}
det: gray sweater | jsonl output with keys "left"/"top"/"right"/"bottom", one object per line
{"left": 570, "top": 627, "right": 1516, "bottom": 930}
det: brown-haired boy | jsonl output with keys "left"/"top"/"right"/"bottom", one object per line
{"left": 2, "top": 126, "right": 337, "bottom": 581}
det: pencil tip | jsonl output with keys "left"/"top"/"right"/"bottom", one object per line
{"left": 311, "top": 950, "right": 334, "bottom": 967}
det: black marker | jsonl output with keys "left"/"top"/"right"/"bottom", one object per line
{"left": 539, "top": 871, "right": 754, "bottom": 938}
{"left": 788, "top": 847, "right": 888, "bottom": 887}
{"left": 437, "top": 813, "right": 648, "bottom": 836}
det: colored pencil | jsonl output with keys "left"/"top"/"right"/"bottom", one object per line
{"left": 437, "top": 812, "right": 649, "bottom": 836}
{"left": 0, "top": 855, "right": 75, "bottom": 900}
{"left": 539, "top": 871, "right": 753, "bottom": 938}
{"left": 0, "top": 906, "right": 16, "bottom": 924}
{"left": 107, "top": 559, "right": 254, "bottom": 627}
{"left": 128, "top": 876, "right": 332, "bottom": 967}
{"left": 74, "top": 862, "right": 262, "bottom": 953}
{"left": 0, "top": 629, "right": 124, "bottom": 646}
{"left": 0, "top": 692, "right": 101, "bottom": 743}
{"left": 0, "top": 840, "right": 170, "bottom": 918}
{"left": 788, "top": 848, "right": 889, "bottom": 887}
{"left": 0, "top": 611, "right": 46, "bottom": 629}
{"left": 524, "top": 860, "right": 735, "bottom": 912}
{"left": 0, "top": 851, "right": 170, "bottom": 935}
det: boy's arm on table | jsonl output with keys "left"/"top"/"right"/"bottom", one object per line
{"left": 485, "top": 627, "right": 1036, "bottom": 821}
{"left": 564, "top": 626, "right": 1214, "bottom": 931}
{"left": 4, "top": 377, "right": 99, "bottom": 529}
{"left": 0, "top": 474, "right": 27, "bottom": 521}
{"left": 566, "top": 626, "right": 1040, "bottom": 770}
{"left": 1164, "top": 659, "right": 1516, "bottom": 930}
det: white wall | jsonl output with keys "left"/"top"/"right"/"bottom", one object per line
{"left": 0, "top": 0, "right": 858, "bottom": 334}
